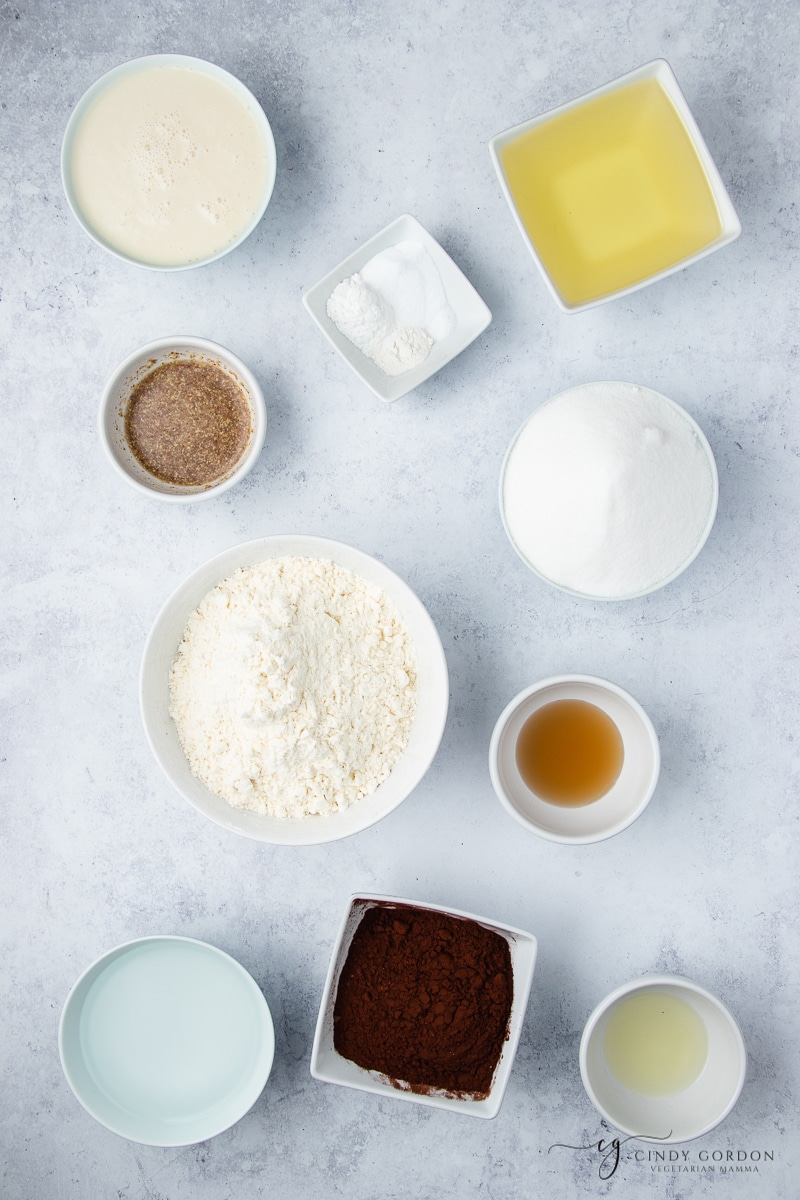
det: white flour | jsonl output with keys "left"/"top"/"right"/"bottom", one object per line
{"left": 502, "top": 382, "right": 716, "bottom": 598}
{"left": 169, "top": 557, "right": 418, "bottom": 817}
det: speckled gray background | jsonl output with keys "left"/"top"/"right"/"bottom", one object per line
{"left": 2, "top": 0, "right": 798, "bottom": 1196}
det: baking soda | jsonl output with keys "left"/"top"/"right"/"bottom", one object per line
{"left": 326, "top": 240, "right": 455, "bottom": 376}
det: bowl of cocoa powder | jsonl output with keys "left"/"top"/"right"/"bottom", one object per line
{"left": 99, "top": 336, "right": 266, "bottom": 502}
{"left": 310, "top": 895, "right": 537, "bottom": 1118}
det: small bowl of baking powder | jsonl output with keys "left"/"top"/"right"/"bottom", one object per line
{"left": 99, "top": 336, "right": 267, "bottom": 502}
{"left": 140, "top": 535, "right": 449, "bottom": 844}
{"left": 303, "top": 213, "right": 491, "bottom": 402}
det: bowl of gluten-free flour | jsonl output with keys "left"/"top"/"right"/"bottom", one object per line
{"left": 140, "top": 536, "right": 449, "bottom": 844}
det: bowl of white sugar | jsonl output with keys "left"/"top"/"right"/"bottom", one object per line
{"left": 62, "top": 55, "right": 276, "bottom": 269}
{"left": 140, "top": 536, "right": 449, "bottom": 844}
{"left": 499, "top": 381, "right": 719, "bottom": 601}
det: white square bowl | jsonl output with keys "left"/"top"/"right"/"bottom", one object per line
{"left": 302, "top": 214, "right": 491, "bottom": 402}
{"left": 489, "top": 59, "right": 741, "bottom": 313}
{"left": 310, "top": 894, "right": 537, "bottom": 1119}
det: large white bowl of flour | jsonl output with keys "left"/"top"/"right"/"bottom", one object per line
{"left": 141, "top": 536, "right": 449, "bottom": 844}
{"left": 500, "top": 381, "right": 719, "bottom": 601}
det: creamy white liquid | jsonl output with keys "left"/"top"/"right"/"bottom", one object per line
{"left": 69, "top": 65, "right": 272, "bottom": 266}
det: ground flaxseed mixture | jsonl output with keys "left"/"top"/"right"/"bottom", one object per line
{"left": 125, "top": 358, "right": 252, "bottom": 486}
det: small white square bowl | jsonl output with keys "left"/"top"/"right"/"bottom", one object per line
{"left": 302, "top": 214, "right": 491, "bottom": 402}
{"left": 489, "top": 59, "right": 741, "bottom": 313}
{"left": 310, "top": 894, "right": 537, "bottom": 1119}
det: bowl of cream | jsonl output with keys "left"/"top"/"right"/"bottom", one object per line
{"left": 62, "top": 55, "right": 277, "bottom": 270}
{"left": 499, "top": 381, "right": 719, "bottom": 600}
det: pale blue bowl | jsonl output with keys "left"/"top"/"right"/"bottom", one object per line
{"left": 59, "top": 936, "right": 275, "bottom": 1145}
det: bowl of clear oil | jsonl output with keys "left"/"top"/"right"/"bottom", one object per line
{"left": 489, "top": 59, "right": 740, "bottom": 312}
{"left": 580, "top": 975, "right": 747, "bottom": 1143}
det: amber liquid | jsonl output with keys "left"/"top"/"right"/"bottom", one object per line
{"left": 515, "top": 699, "right": 624, "bottom": 807}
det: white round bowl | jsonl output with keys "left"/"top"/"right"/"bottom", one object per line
{"left": 499, "top": 381, "right": 719, "bottom": 601}
{"left": 140, "top": 535, "right": 449, "bottom": 844}
{"left": 62, "top": 54, "right": 277, "bottom": 270}
{"left": 489, "top": 675, "right": 659, "bottom": 844}
{"left": 99, "top": 336, "right": 267, "bottom": 502}
{"left": 59, "top": 936, "right": 275, "bottom": 1145}
{"left": 580, "top": 975, "right": 747, "bottom": 1143}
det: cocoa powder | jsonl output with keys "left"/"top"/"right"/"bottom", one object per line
{"left": 332, "top": 901, "right": 513, "bottom": 1098}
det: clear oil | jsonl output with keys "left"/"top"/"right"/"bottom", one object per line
{"left": 603, "top": 991, "right": 709, "bottom": 1096}
{"left": 515, "top": 698, "right": 623, "bottom": 807}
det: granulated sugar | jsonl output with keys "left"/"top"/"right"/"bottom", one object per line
{"left": 168, "top": 557, "right": 418, "bottom": 817}
{"left": 501, "top": 382, "right": 716, "bottom": 599}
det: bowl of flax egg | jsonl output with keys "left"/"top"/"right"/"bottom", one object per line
{"left": 99, "top": 336, "right": 267, "bottom": 501}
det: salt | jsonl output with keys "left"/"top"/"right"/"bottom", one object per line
{"left": 326, "top": 240, "right": 456, "bottom": 377}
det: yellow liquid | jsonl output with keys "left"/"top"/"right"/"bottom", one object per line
{"left": 604, "top": 992, "right": 709, "bottom": 1096}
{"left": 500, "top": 78, "right": 722, "bottom": 306}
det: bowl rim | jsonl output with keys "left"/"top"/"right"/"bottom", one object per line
{"left": 61, "top": 53, "right": 277, "bottom": 271}
{"left": 58, "top": 934, "right": 275, "bottom": 1146}
{"left": 309, "top": 892, "right": 537, "bottom": 1119}
{"left": 302, "top": 212, "right": 491, "bottom": 403}
{"left": 488, "top": 57, "right": 741, "bottom": 313}
{"left": 98, "top": 335, "right": 267, "bottom": 503}
{"left": 488, "top": 674, "right": 661, "bottom": 844}
{"left": 498, "top": 380, "right": 720, "bottom": 601}
{"left": 139, "top": 535, "right": 450, "bottom": 844}
{"left": 579, "top": 973, "right": 747, "bottom": 1143}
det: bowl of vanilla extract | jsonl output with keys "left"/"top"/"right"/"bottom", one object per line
{"left": 489, "top": 674, "right": 660, "bottom": 844}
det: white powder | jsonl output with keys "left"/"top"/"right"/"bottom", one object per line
{"left": 326, "top": 240, "right": 456, "bottom": 376}
{"left": 168, "top": 557, "right": 418, "bottom": 817}
{"left": 502, "top": 382, "right": 716, "bottom": 599}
